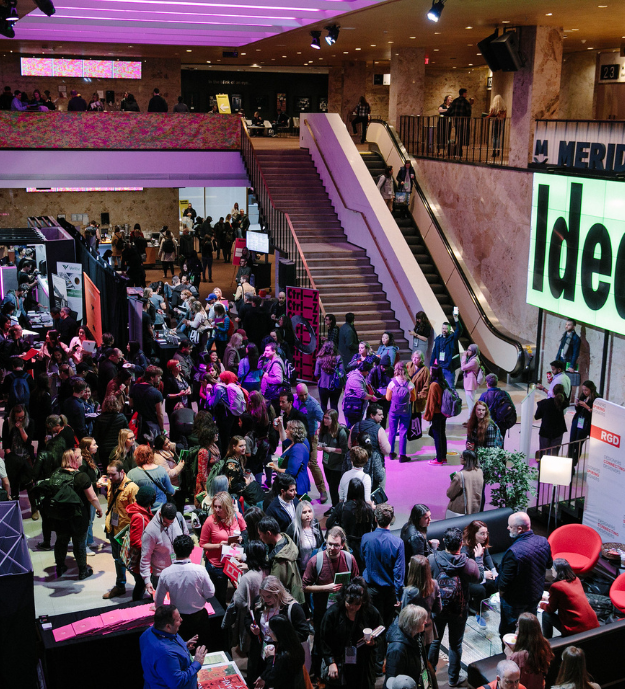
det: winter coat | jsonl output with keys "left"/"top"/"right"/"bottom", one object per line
{"left": 385, "top": 618, "right": 426, "bottom": 687}
{"left": 446, "top": 468, "right": 484, "bottom": 515}
{"left": 268, "top": 533, "right": 305, "bottom": 604}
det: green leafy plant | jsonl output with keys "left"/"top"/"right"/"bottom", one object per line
{"left": 478, "top": 447, "right": 538, "bottom": 511}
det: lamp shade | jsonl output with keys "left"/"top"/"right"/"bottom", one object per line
{"left": 540, "top": 456, "right": 573, "bottom": 487}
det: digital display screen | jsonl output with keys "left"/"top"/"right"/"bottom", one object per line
{"left": 246, "top": 231, "right": 270, "bottom": 254}
{"left": 21, "top": 57, "right": 142, "bottom": 79}
{"left": 527, "top": 173, "right": 625, "bottom": 335}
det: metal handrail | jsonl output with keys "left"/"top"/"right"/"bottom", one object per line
{"left": 370, "top": 118, "right": 529, "bottom": 376}
{"left": 303, "top": 118, "right": 414, "bottom": 323}
{"left": 239, "top": 120, "right": 325, "bottom": 320}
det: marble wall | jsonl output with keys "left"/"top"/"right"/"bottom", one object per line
{"left": 560, "top": 51, "right": 597, "bottom": 120}
{"left": 327, "top": 66, "right": 343, "bottom": 115}
{"left": 340, "top": 61, "right": 367, "bottom": 125}
{"left": 0, "top": 187, "right": 179, "bottom": 235}
{"left": 414, "top": 158, "right": 537, "bottom": 341}
{"left": 366, "top": 62, "right": 390, "bottom": 120}
{"left": 389, "top": 48, "right": 425, "bottom": 128}
{"left": 0, "top": 55, "right": 181, "bottom": 113}
{"left": 490, "top": 71, "right": 514, "bottom": 115}
{"left": 424, "top": 66, "right": 490, "bottom": 116}
{"left": 509, "top": 26, "right": 563, "bottom": 167}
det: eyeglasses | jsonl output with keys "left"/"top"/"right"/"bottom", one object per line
{"left": 326, "top": 542, "right": 342, "bottom": 549}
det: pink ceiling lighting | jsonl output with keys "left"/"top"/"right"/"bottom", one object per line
{"left": 13, "top": 0, "right": 381, "bottom": 47}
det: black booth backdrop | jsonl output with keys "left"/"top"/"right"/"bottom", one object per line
{"left": 58, "top": 219, "right": 129, "bottom": 349}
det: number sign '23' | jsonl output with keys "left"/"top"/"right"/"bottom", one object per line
{"left": 527, "top": 173, "right": 625, "bottom": 335}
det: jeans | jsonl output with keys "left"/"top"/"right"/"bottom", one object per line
{"left": 352, "top": 115, "right": 369, "bottom": 143}
{"left": 324, "top": 467, "right": 342, "bottom": 507}
{"left": 430, "top": 412, "right": 447, "bottom": 461}
{"left": 368, "top": 584, "right": 397, "bottom": 673}
{"left": 442, "top": 367, "right": 456, "bottom": 390}
{"left": 202, "top": 256, "right": 213, "bottom": 281}
{"left": 108, "top": 532, "right": 127, "bottom": 589}
{"left": 206, "top": 560, "right": 229, "bottom": 608}
{"left": 87, "top": 504, "right": 96, "bottom": 547}
{"left": 541, "top": 610, "right": 561, "bottom": 639}
{"left": 55, "top": 528, "right": 88, "bottom": 573}
{"left": 429, "top": 614, "right": 467, "bottom": 684}
{"left": 388, "top": 412, "right": 411, "bottom": 455}
{"left": 319, "top": 386, "right": 341, "bottom": 412}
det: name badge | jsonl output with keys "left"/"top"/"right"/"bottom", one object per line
{"left": 439, "top": 351, "right": 445, "bottom": 361}
{"left": 344, "top": 646, "right": 357, "bottom": 665}
{"left": 577, "top": 416, "right": 585, "bottom": 429}
{"left": 111, "top": 511, "right": 119, "bottom": 527}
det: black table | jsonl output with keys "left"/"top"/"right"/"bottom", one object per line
{"left": 154, "top": 340, "right": 180, "bottom": 364}
{"left": 39, "top": 598, "right": 226, "bottom": 689}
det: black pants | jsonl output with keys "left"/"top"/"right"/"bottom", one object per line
{"left": 202, "top": 256, "right": 213, "bottom": 281}
{"left": 468, "top": 578, "right": 498, "bottom": 611}
{"left": 368, "top": 584, "right": 397, "bottom": 673}
{"left": 5, "top": 453, "right": 35, "bottom": 506}
{"left": 223, "top": 242, "right": 232, "bottom": 263}
{"left": 430, "top": 412, "right": 447, "bottom": 461}
{"left": 205, "top": 561, "right": 229, "bottom": 609}
{"left": 54, "top": 528, "right": 88, "bottom": 574}
{"left": 324, "top": 467, "right": 342, "bottom": 507}
{"left": 162, "top": 260, "right": 175, "bottom": 277}
{"left": 541, "top": 610, "right": 562, "bottom": 638}
{"left": 179, "top": 607, "right": 212, "bottom": 647}
{"left": 319, "top": 386, "right": 341, "bottom": 412}
{"left": 352, "top": 116, "right": 369, "bottom": 143}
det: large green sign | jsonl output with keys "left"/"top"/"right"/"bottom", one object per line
{"left": 527, "top": 173, "right": 625, "bottom": 335}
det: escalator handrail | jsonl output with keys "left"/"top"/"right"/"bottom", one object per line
{"left": 369, "top": 118, "right": 528, "bottom": 375}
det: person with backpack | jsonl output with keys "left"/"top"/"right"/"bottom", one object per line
{"left": 424, "top": 365, "right": 448, "bottom": 466}
{"left": 127, "top": 444, "right": 175, "bottom": 512}
{"left": 49, "top": 448, "right": 104, "bottom": 580}
{"left": 318, "top": 409, "right": 349, "bottom": 511}
{"left": 158, "top": 229, "right": 177, "bottom": 278}
{"left": 427, "top": 526, "right": 480, "bottom": 687}
{"left": 294, "top": 382, "right": 328, "bottom": 504}
{"left": 386, "top": 362, "right": 417, "bottom": 464}
{"left": 3, "top": 355, "right": 34, "bottom": 415}
{"left": 479, "top": 374, "right": 517, "bottom": 447}
{"left": 343, "top": 359, "right": 377, "bottom": 429}
{"left": 302, "top": 525, "right": 360, "bottom": 678}
{"left": 111, "top": 226, "right": 125, "bottom": 269}
{"left": 206, "top": 371, "right": 246, "bottom": 454}
{"left": 2, "top": 404, "right": 36, "bottom": 515}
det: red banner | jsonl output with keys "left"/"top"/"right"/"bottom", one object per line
{"left": 286, "top": 286, "right": 320, "bottom": 382}
{"left": 223, "top": 558, "right": 243, "bottom": 586}
{"left": 232, "top": 238, "right": 246, "bottom": 266}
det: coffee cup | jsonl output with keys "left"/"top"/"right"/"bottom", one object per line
{"left": 363, "top": 628, "right": 372, "bottom": 642}
{"left": 265, "top": 644, "right": 275, "bottom": 657}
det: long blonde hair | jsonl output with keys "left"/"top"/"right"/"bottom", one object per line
{"left": 113, "top": 429, "right": 135, "bottom": 462}
{"left": 256, "top": 575, "right": 294, "bottom": 611}
{"left": 212, "top": 491, "right": 236, "bottom": 526}
{"left": 489, "top": 94, "right": 506, "bottom": 117}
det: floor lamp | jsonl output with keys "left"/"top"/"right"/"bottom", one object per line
{"left": 539, "top": 455, "right": 573, "bottom": 531}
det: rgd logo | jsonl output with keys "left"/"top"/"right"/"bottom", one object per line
{"left": 591, "top": 425, "right": 621, "bottom": 448}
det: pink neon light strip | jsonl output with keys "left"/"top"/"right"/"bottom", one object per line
{"left": 26, "top": 187, "right": 144, "bottom": 192}
{"left": 55, "top": 5, "right": 300, "bottom": 18}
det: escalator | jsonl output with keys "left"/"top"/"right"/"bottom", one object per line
{"left": 362, "top": 122, "right": 530, "bottom": 377}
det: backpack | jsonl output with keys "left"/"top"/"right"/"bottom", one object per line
{"left": 9, "top": 373, "right": 30, "bottom": 408}
{"left": 37, "top": 471, "right": 83, "bottom": 523}
{"left": 162, "top": 238, "right": 175, "bottom": 254}
{"left": 226, "top": 383, "right": 247, "bottom": 416}
{"left": 488, "top": 391, "right": 517, "bottom": 431}
{"left": 390, "top": 380, "right": 411, "bottom": 416}
{"left": 113, "top": 234, "right": 126, "bottom": 252}
{"left": 433, "top": 554, "right": 465, "bottom": 616}
{"left": 315, "top": 549, "right": 354, "bottom": 577}
{"left": 441, "top": 384, "right": 462, "bottom": 418}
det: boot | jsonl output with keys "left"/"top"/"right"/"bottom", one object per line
{"left": 78, "top": 567, "right": 94, "bottom": 581}
{"left": 103, "top": 585, "right": 126, "bottom": 599}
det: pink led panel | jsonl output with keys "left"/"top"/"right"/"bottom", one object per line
{"left": 21, "top": 58, "right": 55, "bottom": 76}
{"left": 83, "top": 60, "right": 114, "bottom": 78}
{"left": 113, "top": 61, "right": 141, "bottom": 79}
{"left": 55, "top": 59, "right": 83, "bottom": 77}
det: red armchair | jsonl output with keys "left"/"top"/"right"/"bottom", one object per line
{"left": 610, "top": 574, "right": 625, "bottom": 613}
{"left": 548, "top": 524, "right": 602, "bottom": 576}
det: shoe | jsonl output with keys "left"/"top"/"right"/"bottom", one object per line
{"left": 319, "top": 492, "right": 329, "bottom": 504}
{"left": 56, "top": 563, "right": 68, "bottom": 578}
{"left": 78, "top": 567, "right": 94, "bottom": 581}
{"left": 389, "top": 452, "right": 398, "bottom": 460}
{"left": 31, "top": 510, "right": 40, "bottom": 521}
{"left": 86, "top": 548, "right": 96, "bottom": 557}
{"left": 428, "top": 459, "right": 447, "bottom": 466}
{"left": 399, "top": 455, "right": 410, "bottom": 463}
{"left": 37, "top": 542, "right": 53, "bottom": 551}
{"left": 103, "top": 585, "right": 126, "bottom": 599}
{"left": 449, "top": 671, "right": 468, "bottom": 687}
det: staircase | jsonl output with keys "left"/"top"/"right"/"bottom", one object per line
{"left": 254, "top": 148, "right": 411, "bottom": 357}
{"left": 360, "top": 150, "right": 472, "bottom": 352}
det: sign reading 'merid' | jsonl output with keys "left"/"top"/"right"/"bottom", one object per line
{"left": 527, "top": 173, "right": 625, "bottom": 335}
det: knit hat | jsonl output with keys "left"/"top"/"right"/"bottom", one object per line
{"left": 135, "top": 485, "right": 156, "bottom": 508}
{"left": 219, "top": 371, "right": 238, "bottom": 384}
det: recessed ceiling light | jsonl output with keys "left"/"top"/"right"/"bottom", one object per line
{"left": 128, "top": 45, "right": 133, "bottom": 47}
{"left": 241, "top": 52, "right": 246, "bottom": 55}
{"left": 588, "top": 47, "right": 594, "bottom": 49}
{"left": 206, "top": 60, "right": 211, "bottom": 63}
{"left": 256, "top": 48, "right": 261, "bottom": 51}
{"left": 465, "top": 26, "right": 473, "bottom": 29}
{"left": 467, "top": 44, "right": 473, "bottom": 46}
{"left": 186, "top": 49, "right": 192, "bottom": 52}
{"left": 570, "top": 28, "right": 579, "bottom": 30}
{"left": 343, "top": 51, "right": 348, "bottom": 53}
{"left": 355, "top": 47, "right": 361, "bottom": 50}
{"left": 598, "top": 4, "right": 607, "bottom": 6}
{"left": 297, "top": 51, "right": 301, "bottom": 54}
{"left": 452, "top": 66, "right": 456, "bottom": 68}
{"left": 309, "top": 60, "right": 313, "bottom": 63}
{"left": 469, "top": 63, "right": 473, "bottom": 66}
{"left": 271, "top": 58, "right": 275, "bottom": 60}
{"left": 545, "top": 13, "right": 552, "bottom": 16}
{"left": 410, "top": 36, "right": 416, "bottom": 39}
{"left": 388, "top": 41, "right": 393, "bottom": 44}
{"left": 501, "top": 20, "right": 510, "bottom": 24}
{"left": 477, "top": 52, "right": 482, "bottom": 55}
{"left": 434, "top": 31, "right": 441, "bottom": 34}
{"left": 434, "top": 48, "right": 439, "bottom": 51}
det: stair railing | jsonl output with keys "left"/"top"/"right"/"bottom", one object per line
{"left": 303, "top": 118, "right": 414, "bottom": 325}
{"left": 240, "top": 121, "right": 327, "bottom": 334}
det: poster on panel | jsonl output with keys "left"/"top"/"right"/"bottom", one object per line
{"left": 286, "top": 286, "right": 319, "bottom": 382}
{"left": 56, "top": 262, "right": 83, "bottom": 321}
{"left": 83, "top": 273, "right": 103, "bottom": 346}
{"left": 582, "top": 398, "right": 625, "bottom": 542}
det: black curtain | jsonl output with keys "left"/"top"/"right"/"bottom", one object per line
{"left": 58, "top": 220, "right": 129, "bottom": 348}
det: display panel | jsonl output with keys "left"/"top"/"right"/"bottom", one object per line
{"left": 246, "top": 231, "right": 269, "bottom": 254}
{"left": 527, "top": 172, "right": 625, "bottom": 335}
{"left": 20, "top": 57, "right": 141, "bottom": 79}
{"left": 83, "top": 60, "right": 114, "bottom": 79}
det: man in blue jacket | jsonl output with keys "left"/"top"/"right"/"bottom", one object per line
{"left": 430, "top": 313, "right": 462, "bottom": 390}
{"left": 555, "top": 319, "right": 581, "bottom": 372}
{"left": 140, "top": 604, "right": 207, "bottom": 689}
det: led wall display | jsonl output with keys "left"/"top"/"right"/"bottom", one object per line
{"left": 20, "top": 58, "right": 142, "bottom": 79}
{"left": 527, "top": 173, "right": 625, "bottom": 335}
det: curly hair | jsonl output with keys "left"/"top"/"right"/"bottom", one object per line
{"left": 286, "top": 419, "right": 307, "bottom": 443}
{"left": 318, "top": 340, "right": 339, "bottom": 373}
{"left": 134, "top": 444, "right": 154, "bottom": 467}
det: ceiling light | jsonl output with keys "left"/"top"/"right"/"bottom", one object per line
{"left": 325, "top": 24, "right": 339, "bottom": 45}
{"left": 6, "top": 3, "right": 19, "bottom": 22}
{"left": 545, "top": 12, "right": 552, "bottom": 16}
{"left": 501, "top": 20, "right": 510, "bottom": 24}
{"left": 241, "top": 52, "right": 246, "bottom": 55}
{"left": 33, "top": 0, "right": 55, "bottom": 16}
{"left": 282, "top": 55, "right": 286, "bottom": 57}
{"left": 186, "top": 49, "right": 192, "bottom": 52}
{"left": 355, "top": 47, "right": 361, "bottom": 50}
{"left": 310, "top": 30, "right": 321, "bottom": 49}
{"left": 477, "top": 52, "right": 481, "bottom": 55}
{"left": 388, "top": 41, "right": 393, "bottom": 44}
{"left": 410, "top": 36, "right": 416, "bottom": 39}
{"left": 598, "top": 4, "right": 607, "bottom": 6}
{"left": 434, "top": 48, "right": 439, "bottom": 51}
{"left": 343, "top": 51, "right": 348, "bottom": 54}
{"left": 297, "top": 51, "right": 301, "bottom": 54}
{"left": 256, "top": 48, "right": 261, "bottom": 51}
{"left": 468, "top": 63, "right": 473, "bottom": 66}
{"left": 427, "top": 0, "right": 445, "bottom": 22}
{"left": 465, "top": 26, "right": 473, "bottom": 29}
{"left": 434, "top": 31, "right": 441, "bottom": 34}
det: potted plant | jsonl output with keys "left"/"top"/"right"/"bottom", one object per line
{"left": 478, "top": 447, "right": 538, "bottom": 511}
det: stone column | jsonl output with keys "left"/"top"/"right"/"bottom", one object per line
{"left": 509, "top": 25, "right": 563, "bottom": 167}
{"left": 327, "top": 66, "right": 343, "bottom": 115}
{"left": 389, "top": 47, "right": 425, "bottom": 130}
{"left": 341, "top": 61, "right": 367, "bottom": 126}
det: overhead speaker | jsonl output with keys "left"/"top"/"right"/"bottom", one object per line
{"left": 491, "top": 31, "right": 522, "bottom": 72}
{"left": 478, "top": 30, "right": 501, "bottom": 72}
{"left": 100, "top": 212, "right": 110, "bottom": 225}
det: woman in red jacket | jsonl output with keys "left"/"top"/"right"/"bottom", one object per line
{"left": 126, "top": 484, "right": 155, "bottom": 601}
{"left": 424, "top": 365, "right": 447, "bottom": 466}
{"left": 539, "top": 558, "right": 599, "bottom": 638}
